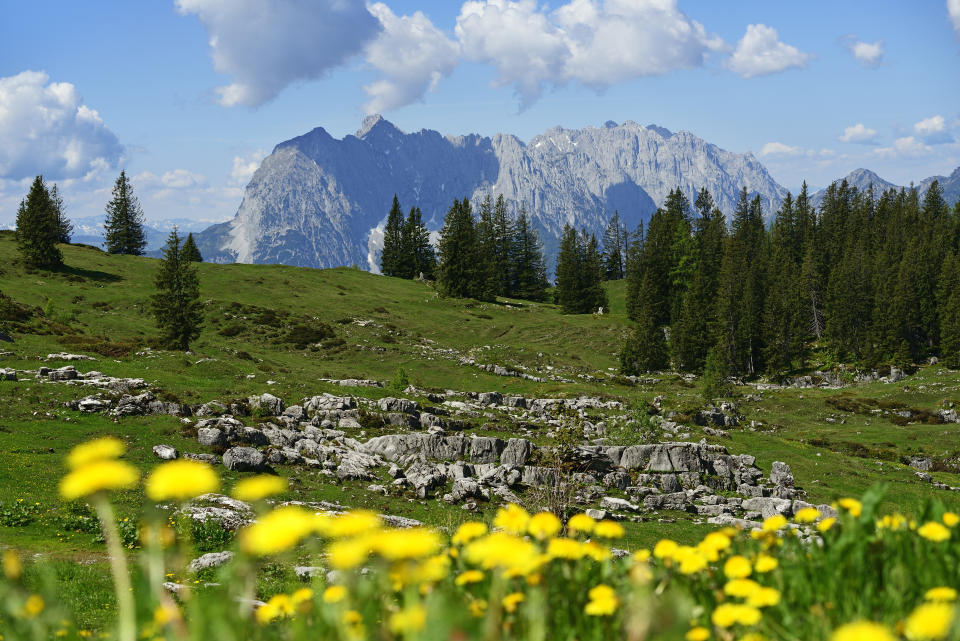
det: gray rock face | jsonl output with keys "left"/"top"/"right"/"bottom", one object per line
{"left": 196, "top": 116, "right": 787, "bottom": 272}
{"left": 742, "top": 497, "right": 793, "bottom": 519}
{"left": 769, "top": 461, "right": 795, "bottom": 487}
{"left": 188, "top": 551, "right": 234, "bottom": 573}
{"left": 222, "top": 447, "right": 267, "bottom": 472}
{"left": 198, "top": 428, "right": 227, "bottom": 448}
{"left": 249, "top": 393, "right": 284, "bottom": 416}
{"left": 153, "top": 444, "right": 178, "bottom": 460}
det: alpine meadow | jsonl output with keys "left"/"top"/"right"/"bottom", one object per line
{"left": 3, "top": 2, "right": 960, "bottom": 641}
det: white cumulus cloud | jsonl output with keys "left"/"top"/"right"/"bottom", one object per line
{"left": 844, "top": 38, "right": 885, "bottom": 67}
{"left": 726, "top": 24, "right": 811, "bottom": 78}
{"left": 363, "top": 3, "right": 460, "bottom": 114}
{"left": 949, "top": 0, "right": 960, "bottom": 36}
{"left": 914, "top": 114, "right": 954, "bottom": 144}
{"left": 230, "top": 151, "right": 265, "bottom": 186}
{"left": 0, "top": 70, "right": 124, "bottom": 181}
{"left": 759, "top": 142, "right": 803, "bottom": 157}
{"left": 455, "top": 0, "right": 724, "bottom": 108}
{"left": 875, "top": 136, "right": 933, "bottom": 158}
{"left": 838, "top": 123, "right": 878, "bottom": 144}
{"left": 175, "top": 0, "right": 382, "bottom": 107}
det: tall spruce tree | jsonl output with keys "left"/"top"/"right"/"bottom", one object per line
{"left": 380, "top": 195, "right": 404, "bottom": 277}
{"left": 50, "top": 184, "right": 72, "bottom": 244}
{"left": 555, "top": 225, "right": 583, "bottom": 313}
{"left": 511, "top": 204, "right": 548, "bottom": 301}
{"left": 405, "top": 207, "right": 435, "bottom": 279}
{"left": 620, "top": 271, "right": 668, "bottom": 373}
{"left": 491, "top": 195, "right": 515, "bottom": 296}
{"left": 104, "top": 170, "right": 146, "bottom": 255}
{"left": 583, "top": 234, "right": 609, "bottom": 312}
{"left": 15, "top": 176, "right": 62, "bottom": 269}
{"left": 939, "top": 250, "right": 960, "bottom": 368}
{"left": 602, "top": 212, "right": 627, "bottom": 280}
{"left": 474, "top": 195, "right": 498, "bottom": 300}
{"left": 437, "top": 198, "right": 488, "bottom": 299}
{"left": 181, "top": 233, "right": 203, "bottom": 262}
{"left": 151, "top": 229, "right": 203, "bottom": 350}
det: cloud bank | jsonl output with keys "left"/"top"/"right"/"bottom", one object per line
{"left": 727, "top": 24, "right": 811, "bottom": 78}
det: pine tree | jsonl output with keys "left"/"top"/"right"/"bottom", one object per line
{"left": 583, "top": 234, "right": 609, "bottom": 312}
{"left": 104, "top": 171, "right": 146, "bottom": 255}
{"left": 50, "top": 184, "right": 72, "bottom": 244}
{"left": 406, "top": 207, "right": 435, "bottom": 279}
{"left": 380, "top": 195, "right": 404, "bottom": 277}
{"left": 151, "top": 229, "right": 203, "bottom": 350}
{"left": 492, "top": 195, "right": 515, "bottom": 296}
{"left": 602, "top": 212, "right": 627, "bottom": 280}
{"left": 555, "top": 225, "right": 583, "bottom": 313}
{"left": 181, "top": 233, "right": 203, "bottom": 262}
{"left": 939, "top": 250, "right": 960, "bottom": 368}
{"left": 437, "top": 199, "right": 484, "bottom": 299}
{"left": 624, "top": 224, "right": 644, "bottom": 320}
{"left": 620, "top": 271, "right": 668, "bottom": 373}
{"left": 14, "top": 176, "right": 62, "bottom": 269}
{"left": 474, "top": 195, "right": 498, "bottom": 301}
{"left": 511, "top": 204, "right": 549, "bottom": 301}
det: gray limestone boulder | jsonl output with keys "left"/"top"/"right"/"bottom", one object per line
{"left": 153, "top": 444, "right": 178, "bottom": 460}
{"left": 222, "top": 447, "right": 267, "bottom": 472}
{"left": 249, "top": 393, "right": 285, "bottom": 416}
{"left": 188, "top": 551, "right": 235, "bottom": 573}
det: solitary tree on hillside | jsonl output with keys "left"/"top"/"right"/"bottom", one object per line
{"left": 151, "top": 229, "right": 203, "bottom": 350}
{"left": 15, "top": 176, "right": 62, "bottom": 269}
{"left": 50, "top": 183, "right": 73, "bottom": 244}
{"left": 181, "top": 233, "right": 203, "bottom": 262}
{"left": 104, "top": 170, "right": 146, "bottom": 255}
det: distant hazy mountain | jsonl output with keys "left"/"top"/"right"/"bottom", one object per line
{"left": 195, "top": 116, "right": 788, "bottom": 272}
{"left": 811, "top": 167, "right": 960, "bottom": 209}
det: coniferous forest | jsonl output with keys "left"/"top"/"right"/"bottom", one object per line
{"left": 622, "top": 181, "right": 960, "bottom": 376}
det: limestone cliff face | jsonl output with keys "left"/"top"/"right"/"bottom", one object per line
{"left": 196, "top": 116, "right": 787, "bottom": 271}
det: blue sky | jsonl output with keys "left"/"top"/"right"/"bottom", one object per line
{"left": 1, "top": 0, "right": 959, "bottom": 225}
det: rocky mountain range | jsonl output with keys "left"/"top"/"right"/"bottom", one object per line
{"left": 194, "top": 116, "right": 787, "bottom": 272}
{"left": 811, "top": 166, "right": 960, "bottom": 209}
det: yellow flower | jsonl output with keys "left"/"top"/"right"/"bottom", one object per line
{"left": 711, "top": 603, "right": 761, "bottom": 627}
{"left": 568, "top": 513, "right": 596, "bottom": 535}
{"left": 23, "top": 595, "right": 44, "bottom": 618}
{"left": 581, "top": 541, "right": 611, "bottom": 562}
{"left": 594, "top": 520, "right": 625, "bottom": 539}
{"left": 388, "top": 605, "right": 426, "bottom": 634}
{"left": 255, "top": 594, "right": 294, "bottom": 625}
{"left": 546, "top": 537, "right": 585, "bottom": 560}
{"left": 59, "top": 460, "right": 139, "bottom": 500}
{"left": 528, "top": 512, "right": 562, "bottom": 540}
{"left": 917, "top": 522, "right": 951, "bottom": 543}
{"left": 754, "top": 554, "right": 778, "bottom": 573}
{"left": 836, "top": 498, "right": 862, "bottom": 517}
{"left": 904, "top": 603, "right": 955, "bottom": 640}
{"left": 747, "top": 587, "right": 781, "bottom": 608}
{"left": 633, "top": 549, "right": 651, "bottom": 563}
{"left": 468, "top": 599, "right": 487, "bottom": 618}
{"left": 455, "top": 570, "right": 485, "bottom": 586}
{"left": 153, "top": 603, "right": 180, "bottom": 626}
{"left": 145, "top": 460, "right": 219, "bottom": 502}
{"left": 943, "top": 512, "right": 959, "bottom": 527}
{"left": 686, "top": 626, "right": 711, "bottom": 641}
{"left": 502, "top": 592, "right": 526, "bottom": 613}
{"left": 494, "top": 504, "right": 530, "bottom": 534}
{"left": 291, "top": 588, "right": 313, "bottom": 605}
{"left": 724, "top": 555, "right": 753, "bottom": 579}
{"left": 373, "top": 528, "right": 442, "bottom": 561}
{"left": 465, "top": 532, "right": 539, "bottom": 573}
{"left": 653, "top": 539, "right": 679, "bottom": 560}
{"left": 701, "top": 531, "right": 732, "bottom": 553}
{"left": 794, "top": 507, "right": 821, "bottom": 523}
{"left": 830, "top": 621, "right": 897, "bottom": 641}
{"left": 318, "top": 510, "right": 381, "bottom": 538}
{"left": 878, "top": 514, "right": 908, "bottom": 530}
{"left": 584, "top": 584, "right": 619, "bottom": 616}
{"left": 925, "top": 587, "right": 958, "bottom": 602}
{"left": 239, "top": 506, "right": 316, "bottom": 556}
{"left": 323, "top": 586, "right": 347, "bottom": 603}
{"left": 452, "top": 521, "right": 488, "bottom": 545}
{"left": 66, "top": 437, "right": 126, "bottom": 470}
{"left": 724, "top": 579, "right": 762, "bottom": 598}
{"left": 678, "top": 549, "right": 708, "bottom": 575}
{"left": 762, "top": 515, "right": 788, "bottom": 532}
{"left": 818, "top": 517, "right": 837, "bottom": 532}
{"left": 3, "top": 550, "right": 22, "bottom": 580}
{"left": 231, "top": 475, "right": 287, "bottom": 501}
{"left": 328, "top": 536, "right": 375, "bottom": 570}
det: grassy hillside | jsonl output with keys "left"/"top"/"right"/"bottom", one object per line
{"left": 2, "top": 231, "right": 960, "bottom": 631}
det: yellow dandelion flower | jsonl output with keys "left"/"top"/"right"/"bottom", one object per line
{"left": 231, "top": 475, "right": 287, "bottom": 501}
{"left": 455, "top": 570, "right": 485, "bottom": 586}
{"left": 836, "top": 498, "right": 862, "bottom": 517}
{"left": 59, "top": 460, "right": 139, "bottom": 500}
{"left": 762, "top": 515, "right": 788, "bottom": 532}
{"left": 679, "top": 551, "right": 708, "bottom": 575}
{"left": 452, "top": 521, "right": 487, "bottom": 545}
{"left": 711, "top": 603, "right": 761, "bottom": 627}
{"left": 633, "top": 548, "right": 651, "bottom": 563}
{"left": 23, "top": 595, "right": 44, "bottom": 618}
{"left": 925, "top": 587, "right": 958, "bottom": 602}
{"left": 818, "top": 517, "right": 837, "bottom": 532}
{"left": 464, "top": 532, "right": 539, "bottom": 571}
{"left": 594, "top": 520, "right": 626, "bottom": 539}
{"left": 724, "top": 555, "right": 753, "bottom": 579}
{"left": 904, "top": 603, "right": 955, "bottom": 640}
{"left": 701, "top": 531, "right": 732, "bottom": 552}
{"left": 878, "top": 514, "right": 908, "bottom": 530}
{"left": 754, "top": 554, "right": 778, "bottom": 573}
{"left": 794, "top": 507, "right": 821, "bottom": 523}
{"left": 568, "top": 513, "right": 596, "bottom": 535}
{"left": 653, "top": 539, "right": 679, "bottom": 560}
{"left": 343, "top": 610, "right": 362, "bottom": 625}
{"left": 943, "top": 512, "right": 959, "bottom": 527}
{"left": 328, "top": 536, "right": 375, "bottom": 570}
{"left": 291, "top": 588, "right": 313, "bottom": 605}
{"left": 494, "top": 504, "right": 530, "bottom": 534}
{"left": 830, "top": 621, "right": 896, "bottom": 641}
{"left": 686, "top": 626, "right": 711, "bottom": 641}
{"left": 584, "top": 584, "right": 619, "bottom": 616}
{"left": 502, "top": 592, "right": 525, "bottom": 613}
{"left": 546, "top": 537, "right": 585, "bottom": 560}
{"left": 388, "top": 605, "right": 426, "bottom": 634}
{"left": 239, "top": 506, "right": 316, "bottom": 556}
{"left": 145, "top": 460, "right": 219, "bottom": 502}
{"left": 3, "top": 550, "right": 22, "bottom": 580}
{"left": 323, "top": 586, "right": 347, "bottom": 603}
{"left": 414, "top": 554, "right": 450, "bottom": 584}
{"left": 255, "top": 594, "right": 294, "bottom": 625}
{"left": 917, "top": 522, "right": 951, "bottom": 543}
{"left": 582, "top": 541, "right": 612, "bottom": 562}
{"left": 724, "top": 578, "right": 762, "bottom": 598}
{"left": 373, "top": 528, "right": 442, "bottom": 561}
{"left": 320, "top": 510, "right": 382, "bottom": 539}
{"left": 66, "top": 437, "right": 126, "bottom": 470}
{"left": 528, "top": 512, "right": 562, "bottom": 540}
{"left": 468, "top": 599, "right": 487, "bottom": 618}
{"left": 747, "top": 587, "right": 781, "bottom": 608}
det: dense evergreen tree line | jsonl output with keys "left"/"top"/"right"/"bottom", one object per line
{"left": 622, "top": 181, "right": 960, "bottom": 376}
{"left": 555, "top": 225, "right": 608, "bottom": 314}
{"left": 380, "top": 195, "right": 436, "bottom": 280}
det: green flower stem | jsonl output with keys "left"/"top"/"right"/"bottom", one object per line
{"left": 93, "top": 495, "right": 136, "bottom": 641}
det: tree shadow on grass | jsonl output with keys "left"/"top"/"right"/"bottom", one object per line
{"left": 48, "top": 263, "right": 124, "bottom": 284}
